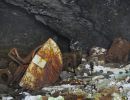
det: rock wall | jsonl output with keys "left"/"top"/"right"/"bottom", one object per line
{"left": 0, "top": 0, "right": 70, "bottom": 58}
{"left": 1, "top": 0, "right": 130, "bottom": 55}
{"left": 2, "top": 0, "right": 130, "bottom": 51}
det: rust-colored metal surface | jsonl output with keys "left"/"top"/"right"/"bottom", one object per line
{"left": 8, "top": 45, "right": 41, "bottom": 86}
{"left": 8, "top": 49, "right": 34, "bottom": 86}
{"left": 19, "top": 38, "right": 63, "bottom": 90}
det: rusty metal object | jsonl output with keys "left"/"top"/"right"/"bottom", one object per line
{"left": 8, "top": 65, "right": 28, "bottom": 86}
{"left": 8, "top": 48, "right": 26, "bottom": 65}
{"left": 8, "top": 45, "right": 41, "bottom": 65}
{"left": 8, "top": 45, "right": 41, "bottom": 86}
{"left": 19, "top": 38, "right": 63, "bottom": 90}
{"left": 106, "top": 37, "right": 130, "bottom": 63}
{"left": 0, "top": 68, "right": 12, "bottom": 84}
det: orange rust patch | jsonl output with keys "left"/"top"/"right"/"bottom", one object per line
{"left": 20, "top": 38, "right": 63, "bottom": 90}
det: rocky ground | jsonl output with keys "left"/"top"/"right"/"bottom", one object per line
{"left": 0, "top": 0, "right": 130, "bottom": 100}
{"left": 0, "top": 45, "right": 130, "bottom": 100}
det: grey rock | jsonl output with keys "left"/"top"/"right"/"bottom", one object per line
{"left": 75, "top": 64, "right": 90, "bottom": 76}
{"left": 104, "top": 63, "right": 122, "bottom": 68}
{"left": 2, "top": 0, "right": 108, "bottom": 50}
{"left": 127, "top": 91, "right": 130, "bottom": 99}
{"left": 0, "top": 1, "right": 70, "bottom": 58}
{"left": 60, "top": 71, "right": 75, "bottom": 80}
{"left": 3, "top": 0, "right": 130, "bottom": 51}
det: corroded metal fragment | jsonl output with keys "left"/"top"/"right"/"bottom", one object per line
{"left": 8, "top": 47, "right": 39, "bottom": 86}
{"left": 20, "top": 38, "right": 63, "bottom": 90}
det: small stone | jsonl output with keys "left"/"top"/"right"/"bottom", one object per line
{"left": 2, "top": 96, "right": 13, "bottom": 100}
{"left": 88, "top": 47, "right": 106, "bottom": 66}
{"left": 125, "top": 76, "right": 130, "bottom": 83}
{"left": 24, "top": 95, "right": 43, "bottom": 100}
{"left": 51, "top": 96, "right": 64, "bottom": 100}
{"left": 112, "top": 93, "right": 122, "bottom": 100}
{"left": 127, "top": 91, "right": 130, "bottom": 100}
{"left": 83, "top": 73, "right": 88, "bottom": 77}
{"left": 118, "top": 86, "right": 124, "bottom": 93}
{"left": 60, "top": 71, "right": 74, "bottom": 80}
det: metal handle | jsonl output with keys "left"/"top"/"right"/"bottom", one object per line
{"left": 8, "top": 45, "right": 42, "bottom": 65}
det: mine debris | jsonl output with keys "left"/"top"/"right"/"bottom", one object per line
{"left": 8, "top": 45, "right": 41, "bottom": 65}
{"left": 8, "top": 38, "right": 63, "bottom": 90}
{"left": 106, "top": 37, "right": 130, "bottom": 63}
{"left": 19, "top": 38, "right": 63, "bottom": 90}
{"left": 2, "top": 37, "right": 130, "bottom": 99}
{"left": 8, "top": 45, "right": 41, "bottom": 86}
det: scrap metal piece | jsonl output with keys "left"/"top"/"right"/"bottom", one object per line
{"left": 8, "top": 65, "right": 28, "bottom": 86}
{"left": 19, "top": 38, "right": 63, "bottom": 90}
{"left": 8, "top": 45, "right": 41, "bottom": 65}
{"left": 8, "top": 45, "right": 41, "bottom": 86}
{"left": 8, "top": 48, "right": 27, "bottom": 65}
